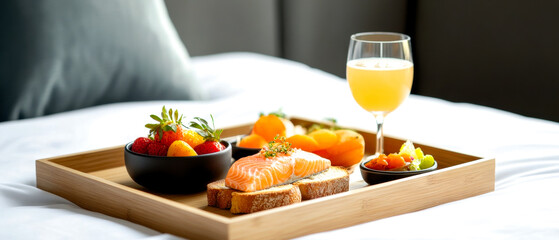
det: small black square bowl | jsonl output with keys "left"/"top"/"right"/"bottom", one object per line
{"left": 230, "top": 140, "right": 261, "bottom": 161}
{"left": 124, "top": 141, "right": 232, "bottom": 194}
{"left": 360, "top": 159, "right": 438, "bottom": 185}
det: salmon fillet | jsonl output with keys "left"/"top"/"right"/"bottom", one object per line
{"left": 225, "top": 149, "right": 331, "bottom": 192}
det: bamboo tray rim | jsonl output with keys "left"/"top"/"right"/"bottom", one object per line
{"left": 37, "top": 155, "right": 492, "bottom": 225}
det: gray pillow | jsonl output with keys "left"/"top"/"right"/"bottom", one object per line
{"left": 0, "top": 0, "right": 203, "bottom": 122}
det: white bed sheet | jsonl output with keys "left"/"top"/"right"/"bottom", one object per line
{"left": 1, "top": 52, "right": 558, "bottom": 239}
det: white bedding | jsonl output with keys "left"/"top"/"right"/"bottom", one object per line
{"left": 1, "top": 52, "right": 558, "bottom": 239}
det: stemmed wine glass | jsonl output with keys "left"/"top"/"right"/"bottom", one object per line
{"left": 346, "top": 32, "right": 413, "bottom": 156}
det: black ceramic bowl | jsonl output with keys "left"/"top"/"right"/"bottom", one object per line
{"left": 124, "top": 141, "right": 232, "bottom": 194}
{"left": 360, "top": 159, "right": 438, "bottom": 185}
{"left": 230, "top": 140, "right": 261, "bottom": 161}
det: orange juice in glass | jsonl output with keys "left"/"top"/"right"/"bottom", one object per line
{"left": 347, "top": 58, "right": 413, "bottom": 113}
{"left": 346, "top": 32, "right": 413, "bottom": 156}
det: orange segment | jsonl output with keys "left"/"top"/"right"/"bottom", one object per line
{"left": 325, "top": 130, "right": 364, "bottom": 156}
{"left": 308, "top": 129, "right": 338, "bottom": 150}
{"left": 328, "top": 148, "right": 364, "bottom": 167}
{"left": 238, "top": 134, "right": 267, "bottom": 148}
{"left": 252, "top": 115, "right": 286, "bottom": 142}
{"left": 324, "top": 129, "right": 365, "bottom": 167}
{"left": 286, "top": 134, "right": 320, "bottom": 152}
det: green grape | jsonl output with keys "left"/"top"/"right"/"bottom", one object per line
{"left": 419, "top": 155, "right": 435, "bottom": 169}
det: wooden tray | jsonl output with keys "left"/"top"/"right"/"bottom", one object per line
{"left": 36, "top": 117, "right": 495, "bottom": 240}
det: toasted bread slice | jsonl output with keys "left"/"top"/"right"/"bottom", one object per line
{"left": 207, "top": 181, "right": 301, "bottom": 213}
{"left": 207, "top": 179, "right": 237, "bottom": 209}
{"left": 230, "top": 184, "right": 301, "bottom": 214}
{"left": 293, "top": 166, "right": 349, "bottom": 200}
{"left": 207, "top": 167, "right": 350, "bottom": 213}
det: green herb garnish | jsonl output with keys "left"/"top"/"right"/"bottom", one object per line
{"left": 260, "top": 136, "right": 293, "bottom": 158}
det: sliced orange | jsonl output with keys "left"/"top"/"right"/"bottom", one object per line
{"left": 308, "top": 129, "right": 338, "bottom": 150}
{"left": 252, "top": 115, "right": 286, "bottom": 142}
{"left": 238, "top": 134, "right": 267, "bottom": 149}
{"left": 325, "top": 130, "right": 364, "bottom": 155}
{"left": 286, "top": 134, "right": 320, "bottom": 152}
{"left": 324, "top": 129, "right": 365, "bottom": 167}
{"left": 328, "top": 148, "right": 364, "bottom": 167}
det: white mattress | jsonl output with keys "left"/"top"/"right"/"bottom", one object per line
{"left": 1, "top": 52, "right": 558, "bottom": 239}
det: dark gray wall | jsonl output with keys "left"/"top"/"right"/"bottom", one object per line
{"left": 281, "top": 0, "right": 407, "bottom": 78}
{"left": 412, "top": 1, "right": 559, "bottom": 122}
{"left": 165, "top": 0, "right": 280, "bottom": 56}
{"left": 165, "top": 0, "right": 559, "bottom": 122}
{"left": 165, "top": 0, "right": 406, "bottom": 77}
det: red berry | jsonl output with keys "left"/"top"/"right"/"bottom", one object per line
{"left": 146, "top": 106, "right": 187, "bottom": 147}
{"left": 194, "top": 141, "right": 225, "bottom": 155}
{"left": 147, "top": 142, "right": 169, "bottom": 156}
{"left": 131, "top": 137, "right": 153, "bottom": 154}
{"left": 154, "top": 125, "right": 186, "bottom": 147}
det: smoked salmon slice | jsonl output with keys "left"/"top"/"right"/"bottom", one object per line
{"left": 225, "top": 149, "right": 331, "bottom": 192}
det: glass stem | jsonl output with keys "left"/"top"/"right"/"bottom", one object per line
{"left": 374, "top": 113, "right": 385, "bottom": 156}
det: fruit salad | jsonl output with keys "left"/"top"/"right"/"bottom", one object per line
{"left": 364, "top": 140, "right": 435, "bottom": 171}
{"left": 130, "top": 106, "right": 225, "bottom": 157}
{"left": 237, "top": 113, "right": 365, "bottom": 168}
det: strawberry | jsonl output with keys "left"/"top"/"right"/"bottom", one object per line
{"left": 189, "top": 115, "right": 225, "bottom": 154}
{"left": 147, "top": 141, "right": 169, "bottom": 156}
{"left": 154, "top": 126, "right": 186, "bottom": 147}
{"left": 146, "top": 106, "right": 187, "bottom": 147}
{"left": 131, "top": 137, "right": 153, "bottom": 154}
{"left": 194, "top": 141, "right": 226, "bottom": 155}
